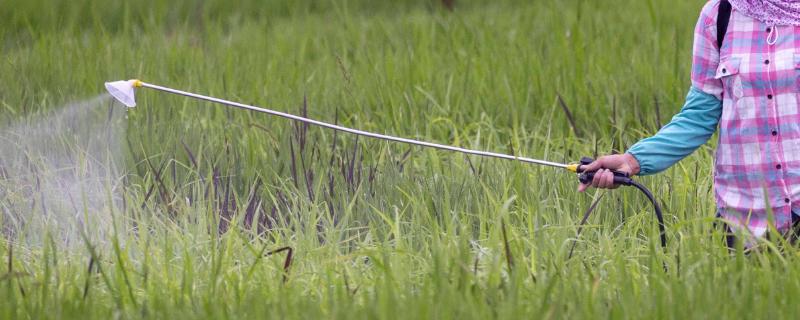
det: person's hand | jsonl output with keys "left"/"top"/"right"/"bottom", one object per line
{"left": 577, "top": 153, "right": 640, "bottom": 192}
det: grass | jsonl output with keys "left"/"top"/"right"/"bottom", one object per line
{"left": 2, "top": 0, "right": 799, "bottom": 318}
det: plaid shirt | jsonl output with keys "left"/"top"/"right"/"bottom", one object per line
{"left": 693, "top": 1, "right": 800, "bottom": 237}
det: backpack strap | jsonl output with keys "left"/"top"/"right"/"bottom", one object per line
{"left": 717, "top": 0, "right": 732, "bottom": 49}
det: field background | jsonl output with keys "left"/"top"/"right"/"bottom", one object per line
{"left": 2, "top": 0, "right": 798, "bottom": 318}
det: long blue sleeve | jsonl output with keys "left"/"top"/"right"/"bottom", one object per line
{"left": 627, "top": 86, "right": 722, "bottom": 175}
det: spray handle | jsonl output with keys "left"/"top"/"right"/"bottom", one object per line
{"left": 576, "top": 157, "right": 633, "bottom": 186}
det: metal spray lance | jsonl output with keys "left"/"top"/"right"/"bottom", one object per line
{"left": 105, "top": 79, "right": 667, "bottom": 250}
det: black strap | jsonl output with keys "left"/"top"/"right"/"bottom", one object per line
{"left": 717, "top": 0, "right": 732, "bottom": 49}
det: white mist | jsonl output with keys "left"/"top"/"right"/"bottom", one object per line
{"left": 0, "top": 94, "right": 128, "bottom": 248}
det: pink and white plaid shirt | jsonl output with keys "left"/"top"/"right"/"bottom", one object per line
{"left": 693, "top": 1, "right": 800, "bottom": 238}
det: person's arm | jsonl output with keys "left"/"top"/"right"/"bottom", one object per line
{"left": 627, "top": 87, "right": 721, "bottom": 175}
{"left": 578, "top": 1, "right": 723, "bottom": 191}
{"left": 577, "top": 87, "right": 721, "bottom": 190}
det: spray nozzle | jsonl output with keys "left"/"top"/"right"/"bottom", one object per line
{"left": 104, "top": 79, "right": 141, "bottom": 108}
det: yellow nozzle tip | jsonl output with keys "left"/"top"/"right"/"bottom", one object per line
{"left": 566, "top": 164, "right": 579, "bottom": 173}
{"left": 132, "top": 79, "right": 143, "bottom": 87}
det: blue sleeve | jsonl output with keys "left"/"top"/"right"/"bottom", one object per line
{"left": 627, "top": 86, "right": 722, "bottom": 175}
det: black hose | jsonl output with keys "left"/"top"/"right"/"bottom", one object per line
{"left": 576, "top": 157, "right": 667, "bottom": 251}
{"left": 629, "top": 179, "right": 667, "bottom": 249}
{"left": 569, "top": 176, "right": 667, "bottom": 257}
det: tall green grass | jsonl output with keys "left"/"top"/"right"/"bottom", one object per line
{"left": 2, "top": 0, "right": 799, "bottom": 318}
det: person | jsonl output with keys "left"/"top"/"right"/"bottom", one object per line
{"left": 579, "top": 0, "right": 800, "bottom": 247}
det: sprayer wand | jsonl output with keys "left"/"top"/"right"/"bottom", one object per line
{"left": 105, "top": 79, "right": 667, "bottom": 250}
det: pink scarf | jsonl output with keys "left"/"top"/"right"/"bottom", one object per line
{"left": 728, "top": 0, "right": 800, "bottom": 25}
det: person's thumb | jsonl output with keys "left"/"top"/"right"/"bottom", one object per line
{"left": 581, "top": 159, "right": 603, "bottom": 173}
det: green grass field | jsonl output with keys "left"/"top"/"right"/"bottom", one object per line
{"left": 2, "top": 0, "right": 800, "bottom": 318}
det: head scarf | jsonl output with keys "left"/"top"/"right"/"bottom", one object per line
{"left": 728, "top": 0, "right": 800, "bottom": 26}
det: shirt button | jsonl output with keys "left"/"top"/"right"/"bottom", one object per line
{"left": 772, "top": 130, "right": 778, "bottom": 136}
{"left": 786, "top": 198, "right": 791, "bottom": 203}
{"left": 765, "top": 59, "right": 770, "bottom": 65}
{"left": 768, "top": 94, "right": 773, "bottom": 99}
{"left": 777, "top": 164, "right": 782, "bottom": 169}
{"left": 722, "top": 68, "right": 727, "bottom": 74}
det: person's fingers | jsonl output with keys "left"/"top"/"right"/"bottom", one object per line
{"left": 591, "top": 169, "right": 605, "bottom": 188}
{"left": 596, "top": 170, "right": 609, "bottom": 188}
{"left": 601, "top": 170, "right": 614, "bottom": 188}
{"left": 578, "top": 160, "right": 604, "bottom": 191}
